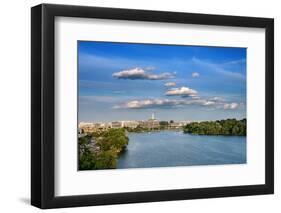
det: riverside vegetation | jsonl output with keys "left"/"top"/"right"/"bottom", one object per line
{"left": 124, "top": 120, "right": 179, "bottom": 133}
{"left": 79, "top": 118, "right": 246, "bottom": 170}
{"left": 79, "top": 128, "right": 129, "bottom": 170}
{"left": 183, "top": 118, "right": 246, "bottom": 136}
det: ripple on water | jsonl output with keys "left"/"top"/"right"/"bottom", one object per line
{"left": 117, "top": 131, "right": 246, "bottom": 169}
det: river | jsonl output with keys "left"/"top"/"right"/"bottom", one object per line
{"left": 117, "top": 131, "right": 246, "bottom": 169}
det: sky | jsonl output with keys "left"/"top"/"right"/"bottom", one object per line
{"left": 78, "top": 41, "right": 246, "bottom": 122}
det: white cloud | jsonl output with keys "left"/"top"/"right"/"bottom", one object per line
{"left": 223, "top": 103, "right": 239, "bottom": 110}
{"left": 113, "top": 97, "right": 241, "bottom": 110}
{"left": 164, "top": 82, "right": 176, "bottom": 87}
{"left": 192, "top": 72, "right": 200, "bottom": 78}
{"left": 165, "top": 87, "right": 198, "bottom": 97}
{"left": 112, "top": 67, "right": 175, "bottom": 80}
{"left": 203, "top": 101, "right": 216, "bottom": 106}
{"left": 113, "top": 98, "right": 217, "bottom": 109}
{"left": 209, "top": 96, "right": 225, "bottom": 102}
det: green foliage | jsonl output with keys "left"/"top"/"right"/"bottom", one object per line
{"left": 97, "top": 128, "right": 129, "bottom": 151}
{"left": 78, "top": 128, "right": 129, "bottom": 170}
{"left": 94, "top": 150, "right": 117, "bottom": 169}
{"left": 159, "top": 121, "right": 169, "bottom": 126}
{"left": 79, "top": 146, "right": 96, "bottom": 170}
{"left": 125, "top": 125, "right": 150, "bottom": 133}
{"left": 79, "top": 137, "right": 88, "bottom": 146}
{"left": 78, "top": 137, "right": 94, "bottom": 170}
{"left": 183, "top": 118, "right": 246, "bottom": 136}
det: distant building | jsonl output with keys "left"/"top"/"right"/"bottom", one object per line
{"left": 122, "top": 121, "right": 139, "bottom": 128}
{"left": 79, "top": 122, "right": 112, "bottom": 133}
{"left": 111, "top": 121, "right": 122, "bottom": 128}
{"left": 79, "top": 122, "right": 93, "bottom": 128}
{"left": 79, "top": 122, "right": 96, "bottom": 133}
{"left": 78, "top": 114, "right": 193, "bottom": 133}
{"left": 93, "top": 123, "right": 101, "bottom": 128}
{"left": 169, "top": 122, "right": 182, "bottom": 129}
{"left": 179, "top": 121, "right": 192, "bottom": 126}
{"left": 99, "top": 122, "right": 111, "bottom": 129}
{"left": 140, "top": 121, "right": 160, "bottom": 129}
{"left": 139, "top": 113, "right": 160, "bottom": 129}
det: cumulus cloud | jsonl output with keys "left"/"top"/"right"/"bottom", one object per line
{"left": 192, "top": 72, "right": 200, "bottom": 78}
{"left": 165, "top": 87, "right": 198, "bottom": 97}
{"left": 165, "top": 82, "right": 176, "bottom": 87}
{"left": 113, "top": 96, "right": 241, "bottom": 110}
{"left": 112, "top": 67, "right": 175, "bottom": 80}
{"left": 223, "top": 103, "right": 239, "bottom": 110}
{"left": 113, "top": 98, "right": 216, "bottom": 109}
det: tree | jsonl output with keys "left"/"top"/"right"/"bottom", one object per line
{"left": 159, "top": 121, "right": 169, "bottom": 126}
{"left": 79, "top": 128, "right": 129, "bottom": 170}
{"left": 97, "top": 128, "right": 129, "bottom": 151}
{"left": 183, "top": 118, "right": 246, "bottom": 136}
{"left": 94, "top": 150, "right": 117, "bottom": 169}
{"left": 78, "top": 137, "right": 95, "bottom": 170}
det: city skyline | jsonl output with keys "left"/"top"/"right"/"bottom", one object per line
{"left": 78, "top": 41, "right": 246, "bottom": 122}
{"left": 79, "top": 112, "right": 207, "bottom": 124}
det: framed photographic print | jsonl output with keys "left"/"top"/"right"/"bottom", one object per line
{"left": 31, "top": 3, "right": 274, "bottom": 209}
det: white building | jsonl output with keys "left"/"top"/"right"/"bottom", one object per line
{"left": 122, "top": 121, "right": 139, "bottom": 128}
{"left": 111, "top": 121, "right": 122, "bottom": 128}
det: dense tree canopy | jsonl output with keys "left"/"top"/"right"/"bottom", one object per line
{"left": 125, "top": 126, "right": 150, "bottom": 133}
{"left": 183, "top": 118, "right": 246, "bottom": 136}
{"left": 79, "top": 128, "right": 129, "bottom": 170}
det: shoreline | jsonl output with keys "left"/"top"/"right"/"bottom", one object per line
{"left": 127, "top": 130, "right": 246, "bottom": 137}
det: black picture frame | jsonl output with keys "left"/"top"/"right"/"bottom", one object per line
{"left": 31, "top": 3, "right": 274, "bottom": 209}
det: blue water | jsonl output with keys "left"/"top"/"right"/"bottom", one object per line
{"left": 117, "top": 131, "right": 246, "bottom": 169}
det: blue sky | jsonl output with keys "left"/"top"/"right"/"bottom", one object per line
{"left": 78, "top": 41, "right": 246, "bottom": 122}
